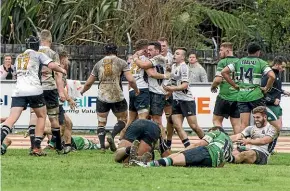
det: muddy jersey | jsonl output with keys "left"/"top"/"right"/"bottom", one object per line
{"left": 170, "top": 62, "right": 193, "bottom": 101}
{"left": 38, "top": 46, "right": 60, "bottom": 90}
{"left": 13, "top": 49, "right": 52, "bottom": 97}
{"left": 129, "top": 55, "right": 148, "bottom": 90}
{"left": 91, "top": 55, "right": 130, "bottom": 103}
{"left": 148, "top": 55, "right": 167, "bottom": 95}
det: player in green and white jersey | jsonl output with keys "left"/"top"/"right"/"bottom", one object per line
{"left": 211, "top": 42, "right": 241, "bottom": 134}
{"left": 221, "top": 42, "right": 275, "bottom": 132}
{"left": 131, "top": 126, "right": 234, "bottom": 168}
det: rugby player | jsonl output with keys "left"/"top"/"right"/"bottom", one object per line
{"left": 211, "top": 42, "right": 241, "bottom": 133}
{"left": 81, "top": 43, "right": 139, "bottom": 152}
{"left": 132, "top": 42, "right": 169, "bottom": 138}
{"left": 221, "top": 42, "right": 275, "bottom": 132}
{"left": 163, "top": 48, "right": 204, "bottom": 148}
{"left": 131, "top": 126, "right": 234, "bottom": 168}
{"left": 261, "top": 56, "right": 290, "bottom": 153}
{"left": 0, "top": 35, "right": 66, "bottom": 156}
{"left": 230, "top": 106, "right": 277, "bottom": 165}
{"left": 28, "top": 30, "right": 66, "bottom": 154}
{"left": 115, "top": 119, "right": 163, "bottom": 164}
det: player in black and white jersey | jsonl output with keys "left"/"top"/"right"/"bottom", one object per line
{"left": 133, "top": 42, "right": 170, "bottom": 138}
{"left": 163, "top": 48, "right": 205, "bottom": 148}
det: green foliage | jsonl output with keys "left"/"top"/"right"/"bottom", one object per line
{"left": 1, "top": 0, "right": 290, "bottom": 52}
{"left": 2, "top": 150, "right": 290, "bottom": 191}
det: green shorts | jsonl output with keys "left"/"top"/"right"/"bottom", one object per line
{"left": 266, "top": 105, "right": 282, "bottom": 122}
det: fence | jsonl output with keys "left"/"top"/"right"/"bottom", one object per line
{"left": 1, "top": 44, "right": 290, "bottom": 82}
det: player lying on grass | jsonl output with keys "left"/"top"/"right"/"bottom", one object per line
{"left": 41, "top": 117, "right": 115, "bottom": 151}
{"left": 131, "top": 126, "right": 234, "bottom": 168}
{"left": 115, "top": 119, "right": 170, "bottom": 164}
{"left": 230, "top": 106, "right": 277, "bottom": 165}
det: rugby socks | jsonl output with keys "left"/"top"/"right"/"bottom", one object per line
{"left": 34, "top": 136, "right": 42, "bottom": 149}
{"left": 51, "top": 127, "right": 62, "bottom": 150}
{"left": 166, "top": 140, "right": 172, "bottom": 149}
{"left": 159, "top": 138, "right": 169, "bottom": 155}
{"left": 1, "top": 125, "right": 11, "bottom": 144}
{"left": 97, "top": 127, "right": 106, "bottom": 149}
{"left": 182, "top": 138, "right": 190, "bottom": 148}
{"left": 111, "top": 121, "right": 126, "bottom": 138}
{"left": 148, "top": 157, "right": 173, "bottom": 167}
{"left": 28, "top": 125, "right": 35, "bottom": 148}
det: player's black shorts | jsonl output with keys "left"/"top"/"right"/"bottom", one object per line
{"left": 149, "top": 92, "right": 166, "bottom": 116}
{"left": 253, "top": 149, "right": 268, "bottom": 165}
{"left": 58, "top": 105, "right": 65, "bottom": 125}
{"left": 237, "top": 98, "right": 266, "bottom": 113}
{"left": 124, "top": 119, "right": 161, "bottom": 148}
{"left": 11, "top": 94, "right": 45, "bottom": 110}
{"left": 129, "top": 88, "right": 150, "bottom": 112}
{"left": 165, "top": 95, "right": 173, "bottom": 106}
{"left": 172, "top": 100, "right": 196, "bottom": 117}
{"left": 96, "top": 98, "right": 128, "bottom": 113}
{"left": 43, "top": 89, "right": 59, "bottom": 109}
{"left": 182, "top": 146, "right": 212, "bottom": 167}
{"left": 213, "top": 96, "right": 240, "bottom": 118}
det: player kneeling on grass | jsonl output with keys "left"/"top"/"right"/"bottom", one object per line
{"left": 115, "top": 119, "right": 169, "bottom": 164}
{"left": 230, "top": 106, "right": 277, "bottom": 165}
{"left": 131, "top": 126, "right": 234, "bottom": 168}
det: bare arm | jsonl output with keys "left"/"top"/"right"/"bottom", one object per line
{"left": 264, "top": 70, "right": 275, "bottom": 90}
{"left": 123, "top": 71, "right": 139, "bottom": 94}
{"left": 47, "top": 62, "right": 66, "bottom": 75}
{"left": 241, "top": 136, "right": 273, "bottom": 146}
{"left": 211, "top": 76, "right": 222, "bottom": 93}
{"left": 134, "top": 58, "right": 153, "bottom": 70}
{"left": 145, "top": 68, "right": 168, "bottom": 79}
{"left": 164, "top": 81, "right": 188, "bottom": 92}
{"left": 55, "top": 72, "right": 65, "bottom": 101}
{"left": 221, "top": 66, "right": 238, "bottom": 89}
{"left": 230, "top": 133, "right": 243, "bottom": 142}
{"left": 81, "top": 75, "right": 96, "bottom": 95}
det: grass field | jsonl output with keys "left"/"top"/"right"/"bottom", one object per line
{"left": 1, "top": 150, "right": 290, "bottom": 191}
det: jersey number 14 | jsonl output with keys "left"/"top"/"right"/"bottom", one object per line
{"left": 238, "top": 67, "right": 253, "bottom": 83}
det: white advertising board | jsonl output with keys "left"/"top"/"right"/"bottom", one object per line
{"left": 1, "top": 81, "right": 290, "bottom": 130}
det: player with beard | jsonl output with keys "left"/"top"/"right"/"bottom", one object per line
{"left": 230, "top": 106, "right": 277, "bottom": 165}
{"left": 132, "top": 42, "right": 170, "bottom": 138}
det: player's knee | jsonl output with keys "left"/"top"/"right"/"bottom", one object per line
{"left": 114, "top": 148, "right": 126, "bottom": 163}
{"left": 97, "top": 116, "right": 107, "bottom": 126}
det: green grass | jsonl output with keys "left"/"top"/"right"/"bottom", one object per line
{"left": 1, "top": 150, "right": 290, "bottom": 191}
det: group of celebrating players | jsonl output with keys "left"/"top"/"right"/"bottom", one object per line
{"left": 1, "top": 29, "right": 289, "bottom": 168}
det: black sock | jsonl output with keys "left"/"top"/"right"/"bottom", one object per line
{"left": 182, "top": 138, "right": 190, "bottom": 148}
{"left": 51, "top": 127, "right": 62, "bottom": 150}
{"left": 1, "top": 125, "right": 11, "bottom": 144}
{"left": 159, "top": 138, "right": 169, "bottom": 155}
{"left": 111, "top": 121, "right": 126, "bottom": 138}
{"left": 34, "top": 136, "right": 42, "bottom": 149}
{"left": 28, "top": 125, "right": 35, "bottom": 148}
{"left": 97, "top": 127, "right": 106, "bottom": 149}
{"left": 166, "top": 140, "right": 172, "bottom": 148}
